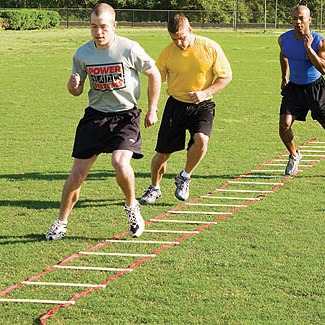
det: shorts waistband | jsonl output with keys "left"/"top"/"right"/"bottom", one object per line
{"left": 87, "top": 106, "right": 139, "bottom": 116}
{"left": 290, "top": 76, "right": 324, "bottom": 88}
{"left": 169, "top": 96, "right": 213, "bottom": 107}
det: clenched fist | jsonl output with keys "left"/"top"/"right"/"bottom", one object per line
{"left": 69, "top": 73, "right": 81, "bottom": 89}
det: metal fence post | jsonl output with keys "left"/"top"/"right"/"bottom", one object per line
{"left": 321, "top": 0, "right": 323, "bottom": 31}
{"left": 275, "top": 0, "right": 278, "bottom": 29}
{"left": 132, "top": 9, "right": 134, "bottom": 28}
{"left": 233, "top": 0, "right": 237, "bottom": 31}
{"left": 66, "top": 5, "right": 69, "bottom": 29}
{"left": 264, "top": 0, "right": 267, "bottom": 32}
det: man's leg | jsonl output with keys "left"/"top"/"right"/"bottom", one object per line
{"left": 59, "top": 156, "right": 97, "bottom": 222}
{"left": 46, "top": 156, "right": 97, "bottom": 240}
{"left": 279, "top": 113, "right": 298, "bottom": 156}
{"left": 151, "top": 152, "right": 170, "bottom": 186}
{"left": 184, "top": 132, "right": 209, "bottom": 175}
{"left": 175, "top": 132, "right": 209, "bottom": 201}
{"left": 316, "top": 118, "right": 325, "bottom": 129}
{"left": 111, "top": 150, "right": 135, "bottom": 206}
{"left": 112, "top": 150, "right": 144, "bottom": 237}
{"left": 139, "top": 152, "right": 170, "bottom": 205}
{"left": 279, "top": 113, "right": 302, "bottom": 175}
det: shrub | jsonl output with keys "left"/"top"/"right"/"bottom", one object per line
{"left": 0, "top": 17, "right": 9, "bottom": 30}
{"left": 0, "top": 9, "right": 60, "bottom": 30}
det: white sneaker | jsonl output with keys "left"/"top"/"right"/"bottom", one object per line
{"left": 124, "top": 202, "right": 144, "bottom": 238}
{"left": 175, "top": 173, "right": 190, "bottom": 201}
{"left": 46, "top": 219, "right": 67, "bottom": 240}
{"left": 139, "top": 185, "right": 161, "bottom": 205}
{"left": 285, "top": 150, "right": 302, "bottom": 176}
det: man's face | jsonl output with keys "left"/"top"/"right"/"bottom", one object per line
{"left": 169, "top": 26, "right": 192, "bottom": 50}
{"left": 90, "top": 12, "right": 116, "bottom": 48}
{"left": 292, "top": 8, "right": 311, "bottom": 35}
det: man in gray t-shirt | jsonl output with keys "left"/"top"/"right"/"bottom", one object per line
{"left": 46, "top": 3, "right": 161, "bottom": 240}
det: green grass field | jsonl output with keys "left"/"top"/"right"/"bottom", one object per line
{"left": 0, "top": 27, "right": 325, "bottom": 324}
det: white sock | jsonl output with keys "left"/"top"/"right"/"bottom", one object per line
{"left": 127, "top": 200, "right": 139, "bottom": 209}
{"left": 151, "top": 185, "right": 160, "bottom": 190}
{"left": 58, "top": 219, "right": 68, "bottom": 225}
{"left": 181, "top": 170, "right": 191, "bottom": 179}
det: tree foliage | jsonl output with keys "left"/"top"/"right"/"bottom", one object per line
{"left": 0, "top": 0, "right": 323, "bottom": 26}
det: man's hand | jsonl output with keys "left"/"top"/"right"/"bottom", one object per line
{"left": 67, "top": 73, "right": 83, "bottom": 96}
{"left": 144, "top": 110, "right": 158, "bottom": 128}
{"left": 303, "top": 33, "right": 314, "bottom": 49}
{"left": 281, "top": 78, "right": 288, "bottom": 90}
{"left": 69, "top": 73, "right": 81, "bottom": 90}
{"left": 188, "top": 90, "right": 208, "bottom": 104}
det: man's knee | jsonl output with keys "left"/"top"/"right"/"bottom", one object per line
{"left": 279, "top": 115, "right": 293, "bottom": 134}
{"left": 152, "top": 152, "right": 170, "bottom": 165}
{"left": 69, "top": 166, "right": 88, "bottom": 186}
{"left": 316, "top": 117, "right": 325, "bottom": 129}
{"left": 193, "top": 133, "right": 209, "bottom": 149}
{"left": 68, "top": 157, "right": 96, "bottom": 186}
{"left": 112, "top": 155, "right": 131, "bottom": 172}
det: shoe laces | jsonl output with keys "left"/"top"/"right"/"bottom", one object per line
{"left": 49, "top": 220, "right": 66, "bottom": 233}
{"left": 176, "top": 175, "right": 190, "bottom": 189}
{"left": 125, "top": 205, "right": 139, "bottom": 226}
{"left": 143, "top": 186, "right": 158, "bottom": 198}
{"left": 289, "top": 150, "right": 301, "bottom": 160}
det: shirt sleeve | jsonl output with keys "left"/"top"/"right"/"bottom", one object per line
{"left": 72, "top": 51, "right": 87, "bottom": 82}
{"left": 211, "top": 42, "right": 232, "bottom": 80}
{"left": 313, "top": 32, "right": 325, "bottom": 51}
{"left": 130, "top": 42, "right": 155, "bottom": 73}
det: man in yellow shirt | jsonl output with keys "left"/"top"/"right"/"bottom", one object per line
{"left": 140, "top": 13, "right": 232, "bottom": 204}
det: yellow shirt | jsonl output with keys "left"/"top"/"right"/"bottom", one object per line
{"left": 156, "top": 35, "right": 232, "bottom": 103}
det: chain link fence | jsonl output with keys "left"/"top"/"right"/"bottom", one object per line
{"left": 1, "top": 5, "right": 324, "bottom": 31}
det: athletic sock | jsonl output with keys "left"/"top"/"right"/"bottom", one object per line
{"left": 180, "top": 170, "right": 191, "bottom": 179}
{"left": 126, "top": 200, "right": 139, "bottom": 209}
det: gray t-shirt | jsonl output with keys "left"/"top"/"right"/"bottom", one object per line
{"left": 72, "top": 35, "right": 154, "bottom": 113}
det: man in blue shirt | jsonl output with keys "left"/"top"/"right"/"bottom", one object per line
{"left": 279, "top": 3, "right": 325, "bottom": 175}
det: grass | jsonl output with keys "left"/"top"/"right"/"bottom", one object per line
{"left": 0, "top": 27, "right": 325, "bottom": 324}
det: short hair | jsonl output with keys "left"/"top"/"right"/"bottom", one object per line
{"left": 292, "top": 2, "right": 311, "bottom": 17}
{"left": 91, "top": 2, "right": 115, "bottom": 20}
{"left": 298, "top": 0, "right": 308, "bottom": 6}
{"left": 168, "top": 13, "right": 190, "bottom": 33}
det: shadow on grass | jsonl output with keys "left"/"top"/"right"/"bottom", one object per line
{"left": 0, "top": 198, "right": 124, "bottom": 210}
{"left": 0, "top": 198, "right": 174, "bottom": 210}
{"left": 0, "top": 233, "right": 109, "bottom": 245}
{"left": 0, "top": 170, "right": 236, "bottom": 181}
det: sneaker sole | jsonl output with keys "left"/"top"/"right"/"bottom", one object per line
{"left": 139, "top": 198, "right": 160, "bottom": 205}
{"left": 130, "top": 227, "right": 144, "bottom": 238}
{"left": 174, "top": 193, "right": 188, "bottom": 201}
{"left": 139, "top": 194, "right": 161, "bottom": 206}
{"left": 45, "top": 235, "right": 65, "bottom": 241}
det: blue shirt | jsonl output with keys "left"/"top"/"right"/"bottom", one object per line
{"left": 280, "top": 30, "right": 324, "bottom": 85}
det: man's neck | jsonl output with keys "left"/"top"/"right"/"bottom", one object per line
{"left": 294, "top": 29, "right": 311, "bottom": 39}
{"left": 188, "top": 33, "right": 195, "bottom": 47}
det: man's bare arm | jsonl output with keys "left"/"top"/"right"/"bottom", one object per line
{"left": 278, "top": 36, "right": 289, "bottom": 89}
{"left": 188, "top": 75, "right": 232, "bottom": 104}
{"left": 305, "top": 37, "right": 325, "bottom": 74}
{"left": 143, "top": 65, "right": 161, "bottom": 128}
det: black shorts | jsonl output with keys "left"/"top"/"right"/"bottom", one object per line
{"left": 280, "top": 77, "right": 325, "bottom": 122}
{"left": 155, "top": 96, "right": 216, "bottom": 153}
{"left": 72, "top": 107, "right": 143, "bottom": 159}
